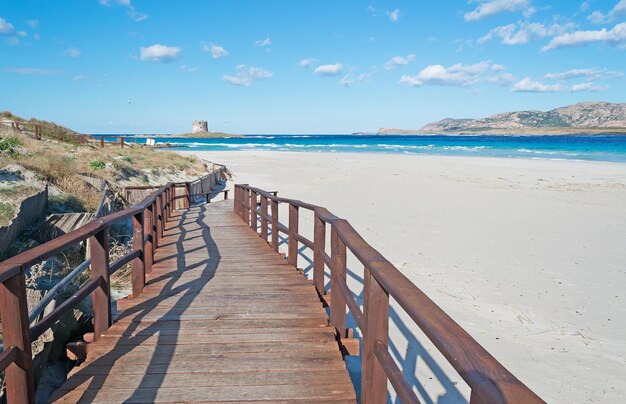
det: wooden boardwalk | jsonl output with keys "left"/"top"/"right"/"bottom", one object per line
{"left": 50, "top": 201, "right": 356, "bottom": 403}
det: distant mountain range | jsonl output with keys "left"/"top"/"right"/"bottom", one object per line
{"left": 377, "top": 102, "right": 626, "bottom": 135}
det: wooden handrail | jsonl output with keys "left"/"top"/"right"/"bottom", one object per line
{"left": 0, "top": 165, "right": 229, "bottom": 403}
{"left": 0, "top": 181, "right": 177, "bottom": 403}
{"left": 234, "top": 184, "right": 543, "bottom": 404}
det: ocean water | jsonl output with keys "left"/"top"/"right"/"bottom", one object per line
{"left": 98, "top": 134, "right": 626, "bottom": 163}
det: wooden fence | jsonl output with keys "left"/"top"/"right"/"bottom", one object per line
{"left": 234, "top": 184, "right": 543, "bottom": 404}
{"left": 0, "top": 178, "right": 228, "bottom": 402}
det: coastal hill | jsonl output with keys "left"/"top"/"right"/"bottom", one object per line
{"left": 378, "top": 102, "right": 626, "bottom": 135}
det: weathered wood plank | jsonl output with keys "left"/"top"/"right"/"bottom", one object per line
{"left": 52, "top": 382, "right": 357, "bottom": 403}
{"left": 52, "top": 202, "right": 355, "bottom": 403}
{"left": 54, "top": 369, "right": 353, "bottom": 391}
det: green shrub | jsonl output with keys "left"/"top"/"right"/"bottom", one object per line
{"left": 89, "top": 160, "right": 106, "bottom": 170}
{"left": 0, "top": 135, "right": 22, "bottom": 157}
{"left": 0, "top": 202, "right": 16, "bottom": 226}
{"left": 121, "top": 156, "right": 133, "bottom": 164}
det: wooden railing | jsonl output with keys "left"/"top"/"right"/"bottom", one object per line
{"left": 4, "top": 122, "right": 42, "bottom": 140}
{"left": 234, "top": 184, "right": 543, "bottom": 404}
{"left": 125, "top": 164, "right": 230, "bottom": 208}
{"left": 4, "top": 121, "right": 89, "bottom": 144}
{"left": 0, "top": 176, "right": 228, "bottom": 402}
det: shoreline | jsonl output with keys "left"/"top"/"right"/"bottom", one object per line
{"left": 182, "top": 150, "right": 626, "bottom": 403}
{"left": 181, "top": 149, "right": 626, "bottom": 166}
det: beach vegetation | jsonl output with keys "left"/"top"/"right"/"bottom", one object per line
{"left": 89, "top": 159, "right": 106, "bottom": 170}
{"left": 0, "top": 202, "right": 16, "bottom": 226}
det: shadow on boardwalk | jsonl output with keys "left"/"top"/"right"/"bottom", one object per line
{"left": 293, "top": 235, "right": 466, "bottom": 403}
{"left": 52, "top": 205, "right": 219, "bottom": 401}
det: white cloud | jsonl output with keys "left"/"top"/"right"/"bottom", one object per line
{"left": 399, "top": 61, "right": 493, "bottom": 87}
{"left": 384, "top": 54, "right": 415, "bottom": 70}
{"left": 73, "top": 75, "right": 86, "bottom": 81}
{"left": 400, "top": 61, "right": 515, "bottom": 87}
{"left": 298, "top": 58, "right": 316, "bottom": 68}
{"left": 255, "top": 37, "right": 271, "bottom": 47}
{"left": 5, "top": 67, "right": 62, "bottom": 76}
{"left": 387, "top": 9, "right": 401, "bottom": 22}
{"left": 314, "top": 63, "right": 344, "bottom": 76}
{"left": 542, "top": 22, "right": 626, "bottom": 50}
{"left": 511, "top": 77, "right": 563, "bottom": 92}
{"left": 367, "top": 5, "right": 377, "bottom": 17}
{"left": 544, "top": 68, "right": 623, "bottom": 80}
{"left": 63, "top": 48, "right": 81, "bottom": 58}
{"left": 99, "top": 0, "right": 147, "bottom": 22}
{"left": 464, "top": 0, "right": 534, "bottom": 21}
{"left": 223, "top": 65, "right": 272, "bottom": 86}
{"left": 180, "top": 65, "right": 199, "bottom": 73}
{"left": 126, "top": 8, "right": 147, "bottom": 22}
{"left": 487, "top": 72, "right": 518, "bottom": 85}
{"left": 202, "top": 44, "right": 228, "bottom": 59}
{"left": 581, "top": 1, "right": 591, "bottom": 12}
{"left": 99, "top": 0, "right": 130, "bottom": 5}
{"left": 587, "top": 0, "right": 626, "bottom": 24}
{"left": 340, "top": 73, "right": 371, "bottom": 87}
{"left": 0, "top": 17, "right": 15, "bottom": 35}
{"left": 139, "top": 44, "right": 181, "bottom": 62}
{"left": 478, "top": 22, "right": 574, "bottom": 45}
{"left": 26, "top": 19, "right": 39, "bottom": 29}
{"left": 571, "top": 82, "right": 609, "bottom": 92}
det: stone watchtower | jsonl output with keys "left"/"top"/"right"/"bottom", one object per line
{"left": 192, "top": 120, "right": 208, "bottom": 133}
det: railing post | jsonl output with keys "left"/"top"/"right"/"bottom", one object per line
{"left": 120, "top": 137, "right": 125, "bottom": 149}
{"left": 260, "top": 195, "right": 268, "bottom": 240}
{"left": 89, "top": 227, "right": 111, "bottom": 341}
{"left": 288, "top": 204, "right": 299, "bottom": 267}
{"left": 233, "top": 186, "right": 239, "bottom": 214}
{"left": 242, "top": 188, "right": 250, "bottom": 226}
{"left": 100, "top": 136, "right": 104, "bottom": 148}
{"left": 271, "top": 199, "right": 279, "bottom": 252}
{"left": 144, "top": 205, "right": 154, "bottom": 274}
{"left": 250, "top": 190, "right": 258, "bottom": 232}
{"left": 131, "top": 211, "right": 145, "bottom": 298}
{"left": 313, "top": 214, "right": 326, "bottom": 296}
{"left": 330, "top": 225, "right": 346, "bottom": 337}
{"left": 156, "top": 194, "right": 163, "bottom": 242}
{"left": 362, "top": 267, "right": 390, "bottom": 404}
{"left": 0, "top": 271, "right": 35, "bottom": 403}
{"left": 151, "top": 200, "right": 158, "bottom": 250}
{"left": 185, "top": 182, "right": 191, "bottom": 208}
{"left": 164, "top": 187, "right": 169, "bottom": 222}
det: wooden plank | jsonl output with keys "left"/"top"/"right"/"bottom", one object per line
{"left": 52, "top": 202, "right": 355, "bottom": 403}
{"left": 85, "top": 330, "right": 337, "bottom": 346}
{"left": 54, "top": 370, "right": 352, "bottom": 392}
{"left": 52, "top": 382, "right": 356, "bottom": 403}
{"left": 110, "top": 318, "right": 330, "bottom": 329}
{"left": 103, "top": 326, "right": 335, "bottom": 337}
{"left": 83, "top": 341, "right": 341, "bottom": 360}
{"left": 68, "top": 353, "right": 347, "bottom": 376}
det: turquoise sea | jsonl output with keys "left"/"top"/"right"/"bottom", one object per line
{"left": 98, "top": 134, "right": 626, "bottom": 163}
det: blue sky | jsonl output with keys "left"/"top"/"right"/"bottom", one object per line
{"left": 1, "top": 0, "right": 625, "bottom": 134}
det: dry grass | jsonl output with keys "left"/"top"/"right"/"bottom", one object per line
{"left": 109, "top": 239, "right": 133, "bottom": 290}
{"left": 0, "top": 184, "right": 40, "bottom": 200}
{"left": 0, "top": 202, "right": 16, "bottom": 226}
{"left": 2, "top": 120, "right": 207, "bottom": 210}
{"left": 55, "top": 176, "right": 101, "bottom": 212}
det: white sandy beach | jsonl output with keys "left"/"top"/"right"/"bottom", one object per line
{"left": 183, "top": 150, "right": 626, "bottom": 403}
